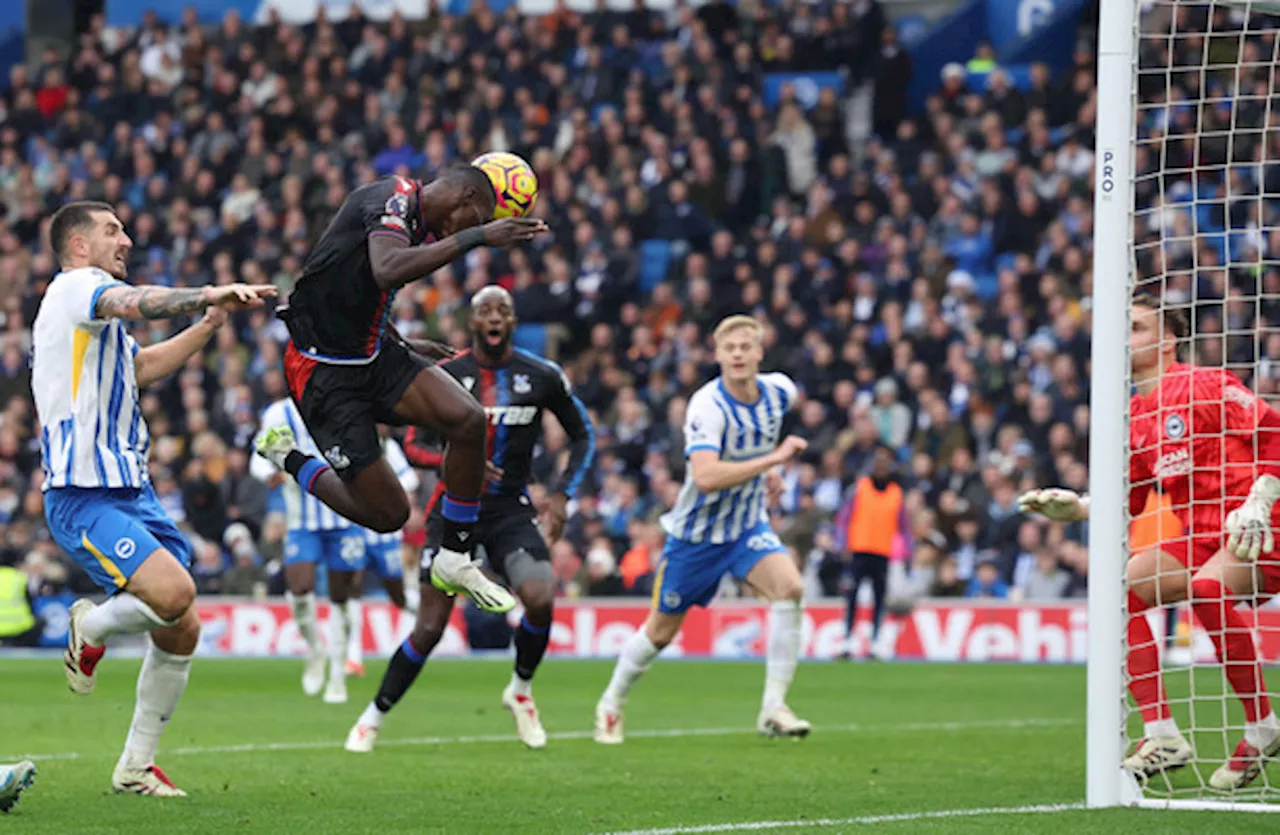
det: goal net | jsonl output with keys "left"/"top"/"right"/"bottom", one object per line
{"left": 1092, "top": 0, "right": 1280, "bottom": 811}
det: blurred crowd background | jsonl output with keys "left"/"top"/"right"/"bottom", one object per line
{"left": 0, "top": 0, "right": 1120, "bottom": 608}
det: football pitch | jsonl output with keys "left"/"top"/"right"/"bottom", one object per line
{"left": 1, "top": 657, "right": 1277, "bottom": 834}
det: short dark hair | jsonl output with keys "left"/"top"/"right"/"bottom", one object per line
{"left": 1133, "top": 288, "right": 1190, "bottom": 360}
{"left": 441, "top": 162, "right": 497, "bottom": 210}
{"left": 49, "top": 201, "right": 115, "bottom": 264}
{"left": 1133, "top": 289, "right": 1190, "bottom": 339}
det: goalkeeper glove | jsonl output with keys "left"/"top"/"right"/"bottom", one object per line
{"left": 1017, "top": 488, "right": 1090, "bottom": 522}
{"left": 1225, "top": 474, "right": 1280, "bottom": 561}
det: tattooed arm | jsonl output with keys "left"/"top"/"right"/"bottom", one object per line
{"left": 94, "top": 283, "right": 278, "bottom": 321}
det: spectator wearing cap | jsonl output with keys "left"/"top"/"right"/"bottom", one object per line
{"left": 835, "top": 443, "right": 909, "bottom": 659}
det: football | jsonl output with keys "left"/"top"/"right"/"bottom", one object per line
{"left": 472, "top": 151, "right": 539, "bottom": 219}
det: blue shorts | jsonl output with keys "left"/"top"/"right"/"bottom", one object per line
{"left": 363, "top": 538, "right": 404, "bottom": 580}
{"left": 653, "top": 522, "right": 784, "bottom": 614}
{"left": 44, "top": 485, "right": 192, "bottom": 596}
{"left": 285, "top": 528, "right": 366, "bottom": 573}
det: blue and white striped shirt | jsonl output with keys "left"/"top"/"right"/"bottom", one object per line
{"left": 660, "top": 373, "right": 798, "bottom": 544}
{"left": 251, "top": 399, "right": 352, "bottom": 532}
{"left": 33, "top": 268, "right": 149, "bottom": 490}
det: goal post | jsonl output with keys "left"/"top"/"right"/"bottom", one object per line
{"left": 1087, "top": 0, "right": 1136, "bottom": 810}
{"left": 1091, "top": 0, "right": 1280, "bottom": 811}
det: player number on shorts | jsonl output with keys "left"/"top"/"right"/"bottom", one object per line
{"left": 746, "top": 532, "right": 783, "bottom": 553}
{"left": 341, "top": 536, "right": 364, "bottom": 563}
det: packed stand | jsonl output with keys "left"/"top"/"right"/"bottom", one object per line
{"left": 0, "top": 0, "right": 1105, "bottom": 605}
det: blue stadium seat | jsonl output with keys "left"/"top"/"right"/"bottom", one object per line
{"left": 513, "top": 324, "right": 548, "bottom": 356}
{"left": 639, "top": 239, "right": 672, "bottom": 294}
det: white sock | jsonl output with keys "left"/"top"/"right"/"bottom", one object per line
{"left": 358, "top": 701, "right": 385, "bottom": 728}
{"left": 287, "top": 592, "right": 321, "bottom": 656}
{"left": 509, "top": 671, "right": 532, "bottom": 698}
{"left": 1144, "top": 717, "right": 1180, "bottom": 740}
{"left": 763, "top": 600, "right": 802, "bottom": 713}
{"left": 1245, "top": 712, "right": 1280, "bottom": 749}
{"left": 328, "top": 602, "right": 348, "bottom": 679}
{"left": 403, "top": 584, "right": 420, "bottom": 616}
{"left": 601, "top": 629, "right": 660, "bottom": 709}
{"left": 82, "top": 593, "right": 173, "bottom": 645}
{"left": 345, "top": 599, "right": 364, "bottom": 666}
{"left": 120, "top": 643, "right": 192, "bottom": 769}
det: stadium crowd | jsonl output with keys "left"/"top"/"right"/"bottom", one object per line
{"left": 0, "top": 0, "right": 1107, "bottom": 606}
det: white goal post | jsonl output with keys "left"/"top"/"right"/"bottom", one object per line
{"left": 1091, "top": 0, "right": 1280, "bottom": 811}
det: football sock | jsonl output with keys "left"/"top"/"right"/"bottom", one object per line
{"left": 328, "top": 602, "right": 348, "bottom": 679}
{"left": 82, "top": 593, "right": 173, "bottom": 645}
{"left": 403, "top": 583, "right": 421, "bottom": 615}
{"left": 287, "top": 592, "right": 321, "bottom": 655}
{"left": 1191, "top": 578, "right": 1272, "bottom": 723}
{"left": 358, "top": 701, "right": 385, "bottom": 729}
{"left": 1126, "top": 591, "right": 1173, "bottom": 727}
{"left": 284, "top": 450, "right": 331, "bottom": 496}
{"left": 120, "top": 643, "right": 192, "bottom": 768}
{"left": 763, "top": 600, "right": 802, "bottom": 712}
{"left": 373, "top": 636, "right": 428, "bottom": 713}
{"left": 1246, "top": 712, "right": 1280, "bottom": 750}
{"left": 602, "top": 629, "right": 659, "bottom": 709}
{"left": 440, "top": 493, "right": 480, "bottom": 554}
{"left": 345, "top": 599, "right": 364, "bottom": 666}
{"left": 514, "top": 613, "right": 551, "bottom": 687}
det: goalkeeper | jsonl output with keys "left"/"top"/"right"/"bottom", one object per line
{"left": 1020, "top": 292, "right": 1280, "bottom": 791}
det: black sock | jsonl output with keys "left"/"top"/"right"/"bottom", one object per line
{"left": 440, "top": 492, "right": 480, "bottom": 553}
{"left": 373, "top": 637, "right": 427, "bottom": 713}
{"left": 441, "top": 519, "right": 476, "bottom": 554}
{"left": 514, "top": 614, "right": 551, "bottom": 681}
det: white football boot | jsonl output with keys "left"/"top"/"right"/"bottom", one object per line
{"left": 502, "top": 684, "right": 547, "bottom": 749}
{"left": 1123, "top": 734, "right": 1194, "bottom": 778}
{"left": 429, "top": 549, "right": 516, "bottom": 614}
{"left": 0, "top": 761, "right": 36, "bottom": 813}
{"left": 112, "top": 762, "right": 187, "bottom": 797}
{"left": 1209, "top": 735, "right": 1280, "bottom": 790}
{"left": 594, "top": 701, "right": 625, "bottom": 745}
{"left": 344, "top": 721, "right": 380, "bottom": 754}
{"left": 757, "top": 705, "right": 812, "bottom": 738}
{"left": 65, "top": 599, "right": 106, "bottom": 695}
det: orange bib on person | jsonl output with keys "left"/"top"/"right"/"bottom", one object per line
{"left": 845, "top": 477, "right": 903, "bottom": 556}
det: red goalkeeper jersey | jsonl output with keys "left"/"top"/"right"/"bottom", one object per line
{"left": 1129, "top": 362, "right": 1280, "bottom": 539}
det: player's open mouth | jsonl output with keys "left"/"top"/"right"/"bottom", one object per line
{"left": 486, "top": 329, "right": 504, "bottom": 344}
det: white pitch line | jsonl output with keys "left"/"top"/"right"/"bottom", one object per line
{"left": 595, "top": 803, "right": 1088, "bottom": 835}
{"left": 2, "top": 717, "right": 1077, "bottom": 763}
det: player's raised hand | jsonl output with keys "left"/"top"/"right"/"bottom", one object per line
{"left": 204, "top": 283, "right": 278, "bottom": 310}
{"left": 200, "top": 305, "right": 229, "bottom": 330}
{"left": 771, "top": 435, "right": 808, "bottom": 464}
{"left": 481, "top": 217, "right": 549, "bottom": 248}
{"left": 485, "top": 461, "right": 505, "bottom": 485}
{"left": 1017, "top": 488, "right": 1089, "bottom": 522}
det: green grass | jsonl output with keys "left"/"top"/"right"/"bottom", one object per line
{"left": 0, "top": 657, "right": 1276, "bottom": 833}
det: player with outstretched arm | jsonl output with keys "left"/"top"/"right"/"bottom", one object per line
{"left": 256, "top": 163, "right": 548, "bottom": 616}
{"left": 593, "top": 315, "right": 811, "bottom": 743}
{"left": 345, "top": 286, "right": 595, "bottom": 752}
{"left": 1020, "top": 292, "right": 1280, "bottom": 789}
{"left": 34, "top": 201, "right": 275, "bottom": 796}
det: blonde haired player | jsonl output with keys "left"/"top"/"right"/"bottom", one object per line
{"left": 34, "top": 201, "right": 274, "bottom": 796}
{"left": 1020, "top": 292, "right": 1280, "bottom": 789}
{"left": 594, "top": 315, "right": 810, "bottom": 742}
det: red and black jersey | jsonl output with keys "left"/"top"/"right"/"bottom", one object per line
{"left": 405, "top": 348, "right": 596, "bottom": 499}
{"left": 283, "top": 176, "right": 434, "bottom": 363}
